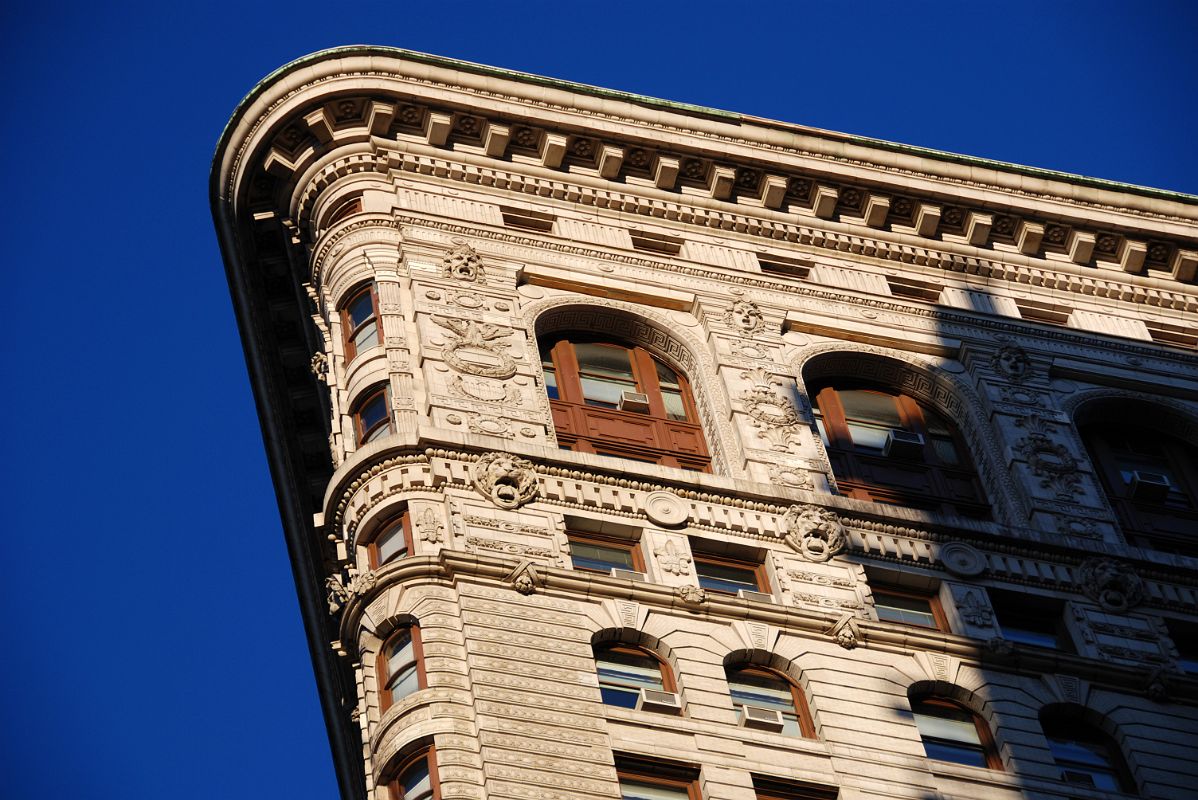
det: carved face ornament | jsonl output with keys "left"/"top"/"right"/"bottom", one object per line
{"left": 783, "top": 504, "right": 847, "bottom": 562}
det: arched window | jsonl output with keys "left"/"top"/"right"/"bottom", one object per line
{"left": 1040, "top": 709, "right": 1134, "bottom": 793}
{"left": 353, "top": 384, "right": 392, "bottom": 445}
{"left": 387, "top": 747, "right": 439, "bottom": 800}
{"left": 725, "top": 664, "right": 814, "bottom": 737}
{"left": 811, "top": 384, "right": 988, "bottom": 516}
{"left": 594, "top": 642, "right": 677, "bottom": 711}
{"left": 379, "top": 625, "right": 425, "bottom": 710}
{"left": 1079, "top": 417, "right": 1198, "bottom": 551}
{"left": 909, "top": 696, "right": 1002, "bottom": 770}
{"left": 341, "top": 283, "right": 380, "bottom": 361}
{"left": 540, "top": 335, "right": 710, "bottom": 471}
{"left": 370, "top": 511, "right": 413, "bottom": 568}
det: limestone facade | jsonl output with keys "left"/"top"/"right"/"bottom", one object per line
{"left": 212, "top": 47, "right": 1198, "bottom": 800}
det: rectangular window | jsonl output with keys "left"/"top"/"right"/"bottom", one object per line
{"left": 568, "top": 533, "right": 642, "bottom": 574}
{"left": 1166, "top": 619, "right": 1198, "bottom": 673}
{"left": 872, "top": 587, "right": 948, "bottom": 631}
{"left": 692, "top": 551, "right": 769, "bottom": 596}
{"left": 342, "top": 284, "right": 381, "bottom": 361}
{"left": 990, "top": 589, "right": 1072, "bottom": 652}
{"left": 753, "top": 775, "right": 838, "bottom": 800}
{"left": 616, "top": 756, "right": 699, "bottom": 800}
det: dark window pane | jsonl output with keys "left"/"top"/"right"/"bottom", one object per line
{"left": 347, "top": 291, "right": 375, "bottom": 328}
{"left": 596, "top": 648, "right": 663, "bottom": 708}
{"left": 359, "top": 393, "right": 388, "bottom": 432}
{"left": 874, "top": 593, "right": 937, "bottom": 628}
{"left": 839, "top": 390, "right": 903, "bottom": 428}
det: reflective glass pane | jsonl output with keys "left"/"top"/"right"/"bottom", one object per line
{"left": 661, "top": 390, "right": 687, "bottom": 421}
{"left": 399, "top": 757, "right": 432, "bottom": 799}
{"left": 386, "top": 633, "right": 414, "bottom": 676}
{"left": 838, "top": 390, "right": 903, "bottom": 427}
{"left": 543, "top": 367, "right": 558, "bottom": 400}
{"left": 353, "top": 320, "right": 379, "bottom": 352}
{"left": 654, "top": 359, "right": 681, "bottom": 390}
{"left": 359, "top": 394, "right": 388, "bottom": 432}
{"left": 620, "top": 779, "right": 691, "bottom": 800}
{"left": 874, "top": 593, "right": 937, "bottom": 628}
{"left": 376, "top": 523, "right": 409, "bottom": 565}
{"left": 574, "top": 343, "right": 635, "bottom": 379}
{"left": 571, "top": 539, "right": 635, "bottom": 572}
{"left": 922, "top": 739, "right": 988, "bottom": 768}
{"left": 388, "top": 664, "right": 419, "bottom": 699}
{"left": 597, "top": 648, "right": 663, "bottom": 707}
{"left": 347, "top": 291, "right": 375, "bottom": 328}
{"left": 845, "top": 422, "right": 890, "bottom": 450}
{"left": 728, "top": 669, "right": 801, "bottom": 736}
{"left": 913, "top": 704, "right": 983, "bottom": 746}
{"left": 581, "top": 375, "right": 637, "bottom": 408}
{"left": 931, "top": 436, "right": 960, "bottom": 465}
{"left": 695, "top": 560, "right": 760, "bottom": 594}
{"left": 363, "top": 420, "right": 392, "bottom": 443}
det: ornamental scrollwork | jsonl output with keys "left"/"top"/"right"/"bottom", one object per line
{"left": 442, "top": 240, "right": 486, "bottom": 283}
{"left": 471, "top": 452, "right": 539, "bottom": 509}
{"left": 654, "top": 540, "right": 692, "bottom": 576}
{"left": 1078, "top": 559, "right": 1144, "bottom": 613}
{"left": 310, "top": 352, "right": 329, "bottom": 382}
{"left": 431, "top": 316, "right": 517, "bottom": 379}
{"left": 783, "top": 504, "right": 847, "bottom": 562}
{"left": 739, "top": 367, "right": 803, "bottom": 451}
{"left": 324, "top": 570, "right": 376, "bottom": 615}
{"left": 1016, "top": 434, "right": 1083, "bottom": 499}
{"left": 413, "top": 508, "right": 444, "bottom": 544}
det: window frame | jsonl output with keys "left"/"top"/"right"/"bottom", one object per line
{"left": 567, "top": 531, "right": 644, "bottom": 575}
{"left": 369, "top": 511, "right": 414, "bottom": 569}
{"left": 386, "top": 746, "right": 440, "bottom": 800}
{"left": 811, "top": 383, "right": 988, "bottom": 517}
{"left": 871, "top": 585, "right": 949, "bottom": 632}
{"left": 692, "top": 552, "right": 771, "bottom": 597}
{"left": 910, "top": 696, "right": 1003, "bottom": 771}
{"left": 341, "top": 282, "right": 381, "bottom": 362}
{"left": 752, "top": 775, "right": 838, "bottom": 800}
{"left": 725, "top": 663, "right": 816, "bottom": 739}
{"left": 1080, "top": 420, "right": 1198, "bottom": 552}
{"left": 1040, "top": 711, "right": 1135, "bottom": 794}
{"left": 353, "top": 384, "right": 392, "bottom": 445}
{"left": 615, "top": 755, "right": 701, "bottom": 800}
{"left": 540, "top": 334, "right": 711, "bottom": 472}
{"left": 594, "top": 642, "right": 677, "bottom": 710}
{"left": 989, "top": 588, "right": 1072, "bottom": 652}
{"left": 378, "top": 624, "right": 427, "bottom": 711}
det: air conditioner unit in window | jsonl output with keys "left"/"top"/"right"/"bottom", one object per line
{"left": 610, "top": 567, "right": 647, "bottom": 582}
{"left": 636, "top": 688, "right": 681, "bottom": 713}
{"left": 739, "top": 704, "right": 785, "bottom": 732}
{"left": 1061, "top": 770, "right": 1096, "bottom": 787}
{"left": 883, "top": 429, "right": 925, "bottom": 459}
{"left": 737, "top": 588, "right": 774, "bottom": 604}
{"left": 618, "top": 391, "right": 650, "bottom": 413}
{"left": 1130, "top": 470, "right": 1171, "bottom": 502}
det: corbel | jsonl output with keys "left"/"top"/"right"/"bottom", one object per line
{"left": 914, "top": 203, "right": 941, "bottom": 237}
{"left": 863, "top": 194, "right": 891, "bottom": 228}
{"left": 483, "top": 124, "right": 510, "bottom": 158}
{"left": 710, "top": 166, "right": 736, "bottom": 200}
{"left": 812, "top": 185, "right": 839, "bottom": 219}
{"left": 304, "top": 108, "right": 335, "bottom": 144}
{"left": 1119, "top": 240, "right": 1147, "bottom": 273}
{"left": 1170, "top": 249, "right": 1198, "bottom": 282}
{"left": 1017, "top": 220, "right": 1045, "bottom": 255}
{"left": 539, "top": 133, "right": 567, "bottom": 169}
{"left": 759, "top": 175, "right": 788, "bottom": 209}
{"left": 966, "top": 212, "right": 993, "bottom": 246}
{"left": 1067, "top": 230, "right": 1096, "bottom": 264}
{"left": 654, "top": 156, "right": 680, "bottom": 190}
{"left": 424, "top": 112, "right": 452, "bottom": 147}
{"left": 368, "top": 102, "right": 395, "bottom": 136}
{"left": 598, "top": 145, "right": 625, "bottom": 179}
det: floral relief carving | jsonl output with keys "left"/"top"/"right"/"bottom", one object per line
{"left": 431, "top": 316, "right": 517, "bottom": 379}
{"left": 768, "top": 463, "right": 815, "bottom": 490}
{"left": 505, "top": 560, "right": 543, "bottom": 595}
{"left": 413, "top": 508, "right": 444, "bottom": 544}
{"left": 783, "top": 504, "right": 847, "bottom": 562}
{"left": 674, "top": 585, "right": 707, "bottom": 605}
{"left": 1078, "top": 559, "right": 1144, "bottom": 613}
{"left": 449, "top": 375, "right": 522, "bottom": 404}
{"left": 654, "top": 540, "right": 692, "bottom": 576}
{"left": 993, "top": 345, "right": 1033, "bottom": 382}
{"left": 467, "top": 415, "right": 514, "bottom": 439}
{"left": 739, "top": 367, "right": 803, "bottom": 452}
{"left": 441, "top": 240, "right": 486, "bottom": 283}
{"left": 1017, "top": 434, "right": 1083, "bottom": 499}
{"left": 471, "top": 452, "right": 539, "bottom": 509}
{"left": 956, "top": 589, "right": 994, "bottom": 627}
{"left": 827, "top": 613, "right": 861, "bottom": 649}
{"left": 725, "top": 298, "right": 765, "bottom": 334}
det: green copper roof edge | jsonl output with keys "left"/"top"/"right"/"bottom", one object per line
{"left": 213, "top": 45, "right": 1198, "bottom": 206}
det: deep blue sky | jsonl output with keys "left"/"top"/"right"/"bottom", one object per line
{"left": 3, "top": 2, "right": 1195, "bottom": 799}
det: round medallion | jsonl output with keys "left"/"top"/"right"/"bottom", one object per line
{"left": 643, "top": 491, "right": 689, "bottom": 528}
{"left": 940, "top": 542, "right": 986, "bottom": 577}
